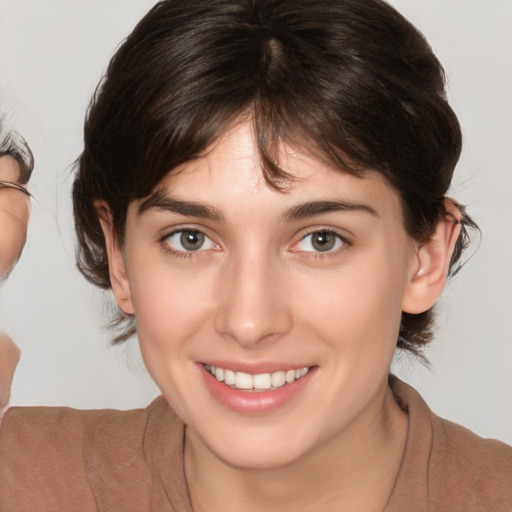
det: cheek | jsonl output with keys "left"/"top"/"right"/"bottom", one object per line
{"left": 127, "top": 265, "right": 216, "bottom": 414}
{"left": 295, "top": 253, "right": 407, "bottom": 356}
{"left": 128, "top": 261, "right": 215, "bottom": 355}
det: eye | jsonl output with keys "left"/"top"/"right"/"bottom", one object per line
{"left": 164, "top": 229, "right": 216, "bottom": 252}
{"left": 295, "top": 230, "right": 346, "bottom": 253}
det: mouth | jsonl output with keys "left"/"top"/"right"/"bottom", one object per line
{"left": 204, "top": 364, "right": 311, "bottom": 392}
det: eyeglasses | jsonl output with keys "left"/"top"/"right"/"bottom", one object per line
{"left": 0, "top": 181, "right": 31, "bottom": 197}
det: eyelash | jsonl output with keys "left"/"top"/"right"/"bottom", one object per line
{"left": 159, "top": 227, "right": 218, "bottom": 259}
{"left": 159, "top": 227, "right": 352, "bottom": 260}
{"left": 291, "top": 229, "right": 352, "bottom": 259}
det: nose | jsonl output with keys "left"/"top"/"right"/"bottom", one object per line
{"left": 214, "top": 250, "right": 292, "bottom": 348}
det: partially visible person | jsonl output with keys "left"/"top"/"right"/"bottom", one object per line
{"left": 0, "top": 335, "right": 19, "bottom": 416}
{"left": 0, "top": 127, "right": 32, "bottom": 415}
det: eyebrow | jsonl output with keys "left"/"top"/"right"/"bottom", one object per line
{"left": 138, "top": 190, "right": 378, "bottom": 223}
{"left": 281, "top": 200, "right": 379, "bottom": 221}
{"left": 138, "top": 189, "right": 226, "bottom": 222}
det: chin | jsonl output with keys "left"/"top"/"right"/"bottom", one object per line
{"left": 187, "top": 419, "right": 319, "bottom": 470}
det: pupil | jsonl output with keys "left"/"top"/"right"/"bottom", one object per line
{"left": 312, "top": 232, "right": 335, "bottom": 252}
{"left": 181, "top": 231, "right": 204, "bottom": 251}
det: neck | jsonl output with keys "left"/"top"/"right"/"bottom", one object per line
{"left": 184, "top": 381, "right": 408, "bottom": 512}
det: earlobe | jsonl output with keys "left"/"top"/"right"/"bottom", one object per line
{"left": 95, "top": 201, "right": 135, "bottom": 315}
{"left": 402, "top": 199, "right": 462, "bottom": 314}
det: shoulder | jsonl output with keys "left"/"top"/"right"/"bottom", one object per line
{"left": 389, "top": 377, "right": 512, "bottom": 512}
{"left": 431, "top": 414, "right": 512, "bottom": 507}
{"left": 0, "top": 398, "right": 158, "bottom": 466}
{"left": 0, "top": 396, "right": 182, "bottom": 511}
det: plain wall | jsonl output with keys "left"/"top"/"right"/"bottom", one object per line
{"left": 0, "top": 0, "right": 510, "bottom": 444}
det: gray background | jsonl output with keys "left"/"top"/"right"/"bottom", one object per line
{"left": 0, "top": 0, "right": 511, "bottom": 444}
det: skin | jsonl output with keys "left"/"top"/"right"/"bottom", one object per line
{"left": 0, "top": 156, "right": 29, "bottom": 278}
{"left": 100, "top": 120, "right": 461, "bottom": 512}
{"left": 0, "top": 155, "right": 29, "bottom": 415}
{"left": 0, "top": 334, "right": 20, "bottom": 414}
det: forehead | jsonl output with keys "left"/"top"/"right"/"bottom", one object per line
{"left": 151, "top": 121, "right": 403, "bottom": 217}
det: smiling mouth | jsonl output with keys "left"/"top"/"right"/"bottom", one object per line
{"left": 204, "top": 364, "right": 311, "bottom": 392}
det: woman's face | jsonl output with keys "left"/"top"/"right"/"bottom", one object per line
{"left": 117, "top": 121, "right": 419, "bottom": 469}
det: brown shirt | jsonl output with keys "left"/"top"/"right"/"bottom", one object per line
{"left": 1, "top": 378, "right": 511, "bottom": 511}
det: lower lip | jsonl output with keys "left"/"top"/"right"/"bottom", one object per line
{"left": 199, "top": 364, "right": 315, "bottom": 415}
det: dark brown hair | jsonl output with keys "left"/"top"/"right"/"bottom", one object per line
{"left": 73, "top": 0, "right": 476, "bottom": 352}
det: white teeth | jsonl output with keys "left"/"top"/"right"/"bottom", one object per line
{"left": 271, "top": 371, "right": 286, "bottom": 387}
{"left": 235, "top": 371, "right": 253, "bottom": 390}
{"left": 253, "top": 373, "right": 272, "bottom": 390}
{"left": 205, "top": 365, "right": 311, "bottom": 391}
{"left": 215, "top": 367, "right": 224, "bottom": 382}
{"left": 224, "top": 369, "right": 236, "bottom": 385}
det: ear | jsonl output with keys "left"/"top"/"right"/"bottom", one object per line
{"left": 95, "top": 201, "right": 134, "bottom": 315}
{"left": 402, "top": 199, "right": 462, "bottom": 314}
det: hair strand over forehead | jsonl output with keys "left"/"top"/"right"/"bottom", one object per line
{"left": 73, "top": 0, "right": 477, "bottom": 352}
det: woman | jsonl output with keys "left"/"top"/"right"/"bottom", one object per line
{"left": 0, "top": 129, "right": 31, "bottom": 415}
{"left": 1, "top": 0, "right": 511, "bottom": 510}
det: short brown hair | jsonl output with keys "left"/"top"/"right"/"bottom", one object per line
{"left": 73, "top": 0, "right": 476, "bottom": 353}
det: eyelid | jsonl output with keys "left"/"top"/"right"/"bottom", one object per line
{"left": 289, "top": 227, "right": 352, "bottom": 254}
{"left": 159, "top": 225, "right": 220, "bottom": 255}
{"left": 158, "top": 223, "right": 215, "bottom": 242}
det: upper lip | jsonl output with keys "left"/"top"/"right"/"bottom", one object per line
{"left": 200, "top": 360, "right": 314, "bottom": 374}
